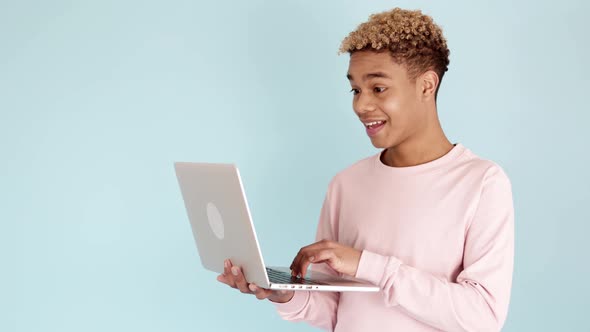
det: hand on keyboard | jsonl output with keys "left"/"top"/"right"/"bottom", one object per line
{"left": 290, "top": 239, "right": 362, "bottom": 278}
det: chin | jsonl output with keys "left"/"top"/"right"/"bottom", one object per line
{"left": 369, "top": 137, "right": 393, "bottom": 149}
{"left": 371, "top": 137, "right": 400, "bottom": 149}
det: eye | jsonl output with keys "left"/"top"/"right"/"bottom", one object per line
{"left": 374, "top": 87, "right": 386, "bottom": 93}
{"left": 350, "top": 88, "right": 360, "bottom": 95}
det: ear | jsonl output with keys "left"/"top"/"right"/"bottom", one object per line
{"left": 418, "top": 70, "right": 439, "bottom": 101}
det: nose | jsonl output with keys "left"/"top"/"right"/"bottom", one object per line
{"left": 353, "top": 92, "right": 377, "bottom": 115}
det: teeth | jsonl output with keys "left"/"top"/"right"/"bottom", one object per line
{"left": 365, "top": 120, "right": 384, "bottom": 127}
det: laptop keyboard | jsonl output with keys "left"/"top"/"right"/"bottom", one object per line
{"left": 266, "top": 267, "right": 324, "bottom": 285}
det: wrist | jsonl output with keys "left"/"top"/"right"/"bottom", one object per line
{"left": 269, "top": 291, "right": 294, "bottom": 304}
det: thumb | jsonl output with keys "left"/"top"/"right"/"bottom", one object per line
{"left": 248, "top": 283, "right": 273, "bottom": 300}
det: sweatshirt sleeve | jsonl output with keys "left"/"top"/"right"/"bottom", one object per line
{"left": 355, "top": 165, "right": 515, "bottom": 332}
{"left": 273, "top": 180, "right": 341, "bottom": 331}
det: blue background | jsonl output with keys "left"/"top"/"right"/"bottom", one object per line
{"left": 1, "top": 0, "right": 588, "bottom": 331}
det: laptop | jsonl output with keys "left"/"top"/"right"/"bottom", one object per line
{"left": 174, "top": 162, "right": 379, "bottom": 292}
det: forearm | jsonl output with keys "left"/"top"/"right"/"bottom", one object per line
{"left": 356, "top": 251, "right": 512, "bottom": 332}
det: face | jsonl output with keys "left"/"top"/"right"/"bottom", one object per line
{"left": 347, "top": 50, "right": 430, "bottom": 149}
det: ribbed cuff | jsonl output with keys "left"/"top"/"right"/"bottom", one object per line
{"left": 273, "top": 290, "right": 310, "bottom": 314}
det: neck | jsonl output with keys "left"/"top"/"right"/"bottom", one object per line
{"left": 382, "top": 112, "right": 453, "bottom": 168}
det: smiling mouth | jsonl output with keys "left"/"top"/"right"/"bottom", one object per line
{"left": 364, "top": 120, "right": 386, "bottom": 129}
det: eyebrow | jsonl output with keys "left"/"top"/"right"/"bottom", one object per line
{"left": 346, "top": 71, "right": 392, "bottom": 81}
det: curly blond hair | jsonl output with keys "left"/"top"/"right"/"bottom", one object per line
{"left": 340, "top": 8, "right": 450, "bottom": 89}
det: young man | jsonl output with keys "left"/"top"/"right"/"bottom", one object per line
{"left": 217, "top": 8, "right": 514, "bottom": 332}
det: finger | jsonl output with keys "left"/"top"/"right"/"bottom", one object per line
{"left": 291, "top": 250, "right": 310, "bottom": 277}
{"left": 217, "top": 274, "right": 229, "bottom": 284}
{"left": 298, "top": 254, "right": 313, "bottom": 278}
{"left": 223, "top": 259, "right": 231, "bottom": 275}
{"left": 231, "top": 266, "right": 251, "bottom": 294}
{"left": 291, "top": 241, "right": 333, "bottom": 277}
{"left": 291, "top": 245, "right": 319, "bottom": 276}
{"left": 291, "top": 249, "right": 315, "bottom": 277}
{"left": 300, "top": 249, "right": 336, "bottom": 277}
{"left": 217, "top": 273, "right": 239, "bottom": 289}
{"left": 248, "top": 283, "right": 273, "bottom": 300}
{"left": 223, "top": 260, "right": 237, "bottom": 288}
{"left": 290, "top": 251, "right": 303, "bottom": 277}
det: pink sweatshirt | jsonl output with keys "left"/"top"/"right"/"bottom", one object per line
{"left": 274, "top": 144, "right": 514, "bottom": 332}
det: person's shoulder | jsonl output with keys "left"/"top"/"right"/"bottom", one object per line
{"left": 459, "top": 146, "right": 511, "bottom": 186}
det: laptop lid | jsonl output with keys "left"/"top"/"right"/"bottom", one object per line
{"left": 174, "top": 162, "right": 271, "bottom": 288}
